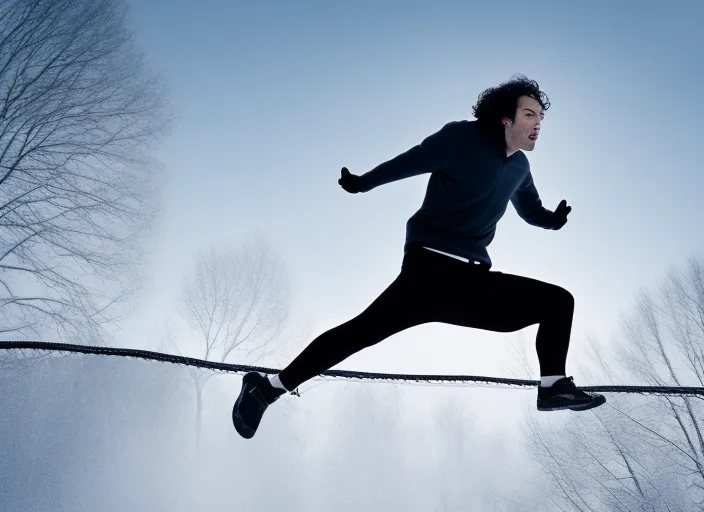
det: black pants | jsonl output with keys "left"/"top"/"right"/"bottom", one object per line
{"left": 278, "top": 246, "right": 574, "bottom": 391}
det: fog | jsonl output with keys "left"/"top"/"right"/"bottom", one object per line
{"left": 1, "top": 351, "right": 562, "bottom": 511}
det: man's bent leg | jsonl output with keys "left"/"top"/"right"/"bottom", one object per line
{"left": 435, "top": 268, "right": 604, "bottom": 411}
{"left": 444, "top": 270, "right": 575, "bottom": 377}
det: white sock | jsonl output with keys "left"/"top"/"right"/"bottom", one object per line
{"left": 540, "top": 375, "right": 565, "bottom": 387}
{"left": 269, "top": 374, "right": 288, "bottom": 391}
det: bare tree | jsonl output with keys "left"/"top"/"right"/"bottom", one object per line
{"left": 612, "top": 256, "right": 704, "bottom": 505}
{"left": 0, "top": 0, "right": 170, "bottom": 345}
{"left": 504, "top": 255, "right": 704, "bottom": 511}
{"left": 163, "top": 236, "right": 302, "bottom": 444}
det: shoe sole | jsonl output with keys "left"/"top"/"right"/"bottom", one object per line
{"left": 232, "top": 377, "right": 256, "bottom": 439}
{"left": 537, "top": 394, "right": 606, "bottom": 412}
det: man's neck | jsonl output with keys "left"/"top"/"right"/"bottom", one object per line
{"left": 506, "top": 143, "right": 519, "bottom": 157}
{"left": 504, "top": 132, "right": 519, "bottom": 157}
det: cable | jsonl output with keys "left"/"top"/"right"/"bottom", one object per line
{"left": 1, "top": 340, "right": 703, "bottom": 397}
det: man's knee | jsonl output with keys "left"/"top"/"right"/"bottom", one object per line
{"left": 553, "top": 285, "right": 574, "bottom": 312}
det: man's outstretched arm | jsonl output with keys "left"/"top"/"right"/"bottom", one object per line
{"left": 511, "top": 172, "right": 571, "bottom": 229}
{"left": 339, "top": 121, "right": 459, "bottom": 193}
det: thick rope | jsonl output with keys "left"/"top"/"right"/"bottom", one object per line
{"left": 1, "top": 340, "right": 703, "bottom": 397}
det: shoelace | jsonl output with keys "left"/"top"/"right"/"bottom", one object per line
{"left": 563, "top": 376, "right": 595, "bottom": 398}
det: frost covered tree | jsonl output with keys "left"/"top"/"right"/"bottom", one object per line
{"left": 0, "top": 0, "right": 170, "bottom": 344}
{"left": 163, "top": 237, "right": 308, "bottom": 445}
{"left": 508, "top": 256, "right": 704, "bottom": 511}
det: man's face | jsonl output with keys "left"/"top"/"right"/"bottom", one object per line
{"left": 504, "top": 95, "right": 543, "bottom": 153}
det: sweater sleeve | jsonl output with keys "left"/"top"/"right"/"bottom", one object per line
{"left": 357, "top": 122, "right": 458, "bottom": 192}
{"left": 511, "top": 171, "right": 555, "bottom": 229}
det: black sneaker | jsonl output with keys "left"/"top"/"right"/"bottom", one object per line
{"left": 232, "top": 372, "right": 286, "bottom": 439}
{"left": 537, "top": 376, "right": 606, "bottom": 412}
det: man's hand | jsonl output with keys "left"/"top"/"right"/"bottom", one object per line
{"left": 552, "top": 199, "right": 572, "bottom": 229}
{"left": 338, "top": 167, "right": 364, "bottom": 194}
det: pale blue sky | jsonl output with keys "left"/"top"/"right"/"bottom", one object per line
{"left": 119, "top": 0, "right": 704, "bottom": 381}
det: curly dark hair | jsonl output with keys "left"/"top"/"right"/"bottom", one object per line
{"left": 471, "top": 74, "right": 550, "bottom": 134}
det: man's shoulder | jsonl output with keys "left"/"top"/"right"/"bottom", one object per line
{"left": 435, "top": 119, "right": 480, "bottom": 141}
{"left": 439, "top": 120, "right": 503, "bottom": 153}
{"left": 441, "top": 119, "right": 476, "bottom": 131}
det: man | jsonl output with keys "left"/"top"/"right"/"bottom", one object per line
{"left": 232, "top": 75, "right": 606, "bottom": 440}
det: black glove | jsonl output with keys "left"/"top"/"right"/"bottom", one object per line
{"left": 338, "top": 167, "right": 364, "bottom": 194}
{"left": 552, "top": 199, "right": 571, "bottom": 229}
